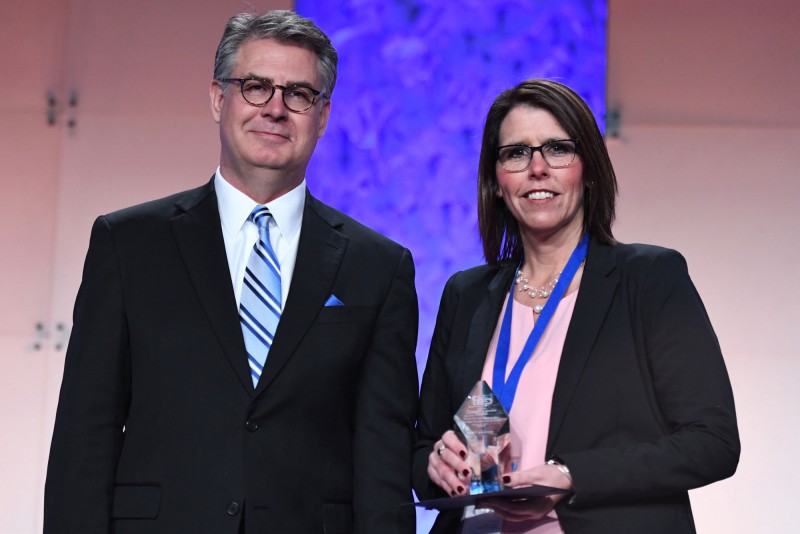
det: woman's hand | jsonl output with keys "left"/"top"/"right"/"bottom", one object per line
{"left": 427, "top": 430, "right": 472, "bottom": 496}
{"left": 502, "top": 461, "right": 573, "bottom": 492}
{"left": 478, "top": 462, "right": 573, "bottom": 522}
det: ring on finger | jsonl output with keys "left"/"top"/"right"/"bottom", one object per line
{"left": 437, "top": 444, "right": 446, "bottom": 457}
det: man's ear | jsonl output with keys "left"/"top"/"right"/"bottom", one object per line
{"left": 317, "top": 98, "right": 331, "bottom": 139}
{"left": 210, "top": 81, "right": 224, "bottom": 123}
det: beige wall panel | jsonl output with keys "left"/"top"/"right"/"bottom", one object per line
{"left": 608, "top": 0, "right": 800, "bottom": 128}
{"left": 0, "top": 339, "right": 50, "bottom": 533}
{"left": 609, "top": 1, "right": 800, "bottom": 531}
{"left": 0, "top": 0, "right": 70, "bottom": 111}
{"left": 0, "top": 115, "right": 61, "bottom": 336}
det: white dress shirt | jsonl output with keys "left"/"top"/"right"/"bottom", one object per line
{"left": 214, "top": 168, "right": 305, "bottom": 309}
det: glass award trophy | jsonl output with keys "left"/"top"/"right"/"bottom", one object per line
{"left": 454, "top": 381, "right": 511, "bottom": 495}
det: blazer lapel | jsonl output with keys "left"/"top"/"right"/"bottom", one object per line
{"left": 547, "top": 239, "right": 619, "bottom": 451}
{"left": 255, "top": 192, "right": 348, "bottom": 395}
{"left": 456, "top": 266, "right": 516, "bottom": 404}
{"left": 171, "top": 179, "right": 253, "bottom": 394}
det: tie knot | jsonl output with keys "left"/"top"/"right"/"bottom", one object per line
{"left": 249, "top": 206, "right": 272, "bottom": 229}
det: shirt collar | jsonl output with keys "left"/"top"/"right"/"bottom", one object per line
{"left": 214, "top": 167, "right": 306, "bottom": 241}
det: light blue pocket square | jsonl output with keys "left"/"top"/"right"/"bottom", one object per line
{"left": 324, "top": 294, "right": 345, "bottom": 307}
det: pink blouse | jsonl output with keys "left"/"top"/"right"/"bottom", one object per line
{"left": 479, "top": 290, "right": 578, "bottom": 534}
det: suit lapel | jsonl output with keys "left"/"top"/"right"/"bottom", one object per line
{"left": 547, "top": 239, "right": 619, "bottom": 451}
{"left": 170, "top": 180, "right": 253, "bottom": 394}
{"left": 255, "top": 192, "right": 348, "bottom": 395}
{"left": 456, "top": 266, "right": 516, "bottom": 404}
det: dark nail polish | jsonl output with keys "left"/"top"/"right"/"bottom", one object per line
{"left": 459, "top": 450, "right": 467, "bottom": 460}
{"left": 502, "top": 475, "right": 511, "bottom": 484}
{"left": 462, "top": 469, "right": 470, "bottom": 477}
{"left": 457, "top": 486, "right": 464, "bottom": 494}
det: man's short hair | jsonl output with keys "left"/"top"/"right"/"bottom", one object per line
{"left": 213, "top": 10, "right": 338, "bottom": 98}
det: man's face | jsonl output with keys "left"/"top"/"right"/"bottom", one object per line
{"left": 211, "top": 38, "right": 330, "bottom": 196}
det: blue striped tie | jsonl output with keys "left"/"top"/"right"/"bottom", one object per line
{"left": 240, "top": 206, "right": 282, "bottom": 387}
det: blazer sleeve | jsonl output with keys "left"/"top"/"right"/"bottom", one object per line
{"left": 558, "top": 248, "right": 740, "bottom": 507}
{"left": 44, "top": 216, "right": 131, "bottom": 533}
{"left": 352, "top": 247, "right": 419, "bottom": 534}
{"left": 412, "top": 271, "right": 463, "bottom": 501}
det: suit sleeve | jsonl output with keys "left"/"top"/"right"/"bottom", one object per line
{"left": 558, "top": 249, "right": 740, "bottom": 507}
{"left": 44, "top": 216, "right": 131, "bottom": 533}
{"left": 412, "top": 272, "right": 460, "bottom": 501}
{"left": 352, "top": 248, "right": 419, "bottom": 534}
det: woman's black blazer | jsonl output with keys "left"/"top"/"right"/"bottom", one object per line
{"left": 413, "top": 238, "right": 739, "bottom": 533}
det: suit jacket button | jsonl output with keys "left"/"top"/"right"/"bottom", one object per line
{"left": 226, "top": 501, "right": 240, "bottom": 516}
{"left": 245, "top": 420, "right": 258, "bottom": 432}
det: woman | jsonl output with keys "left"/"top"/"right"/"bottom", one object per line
{"left": 412, "top": 79, "right": 739, "bottom": 533}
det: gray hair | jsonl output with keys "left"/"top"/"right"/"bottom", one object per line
{"left": 213, "top": 10, "right": 338, "bottom": 98}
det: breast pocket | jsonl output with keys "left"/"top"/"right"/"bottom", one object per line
{"left": 305, "top": 306, "right": 376, "bottom": 371}
{"left": 316, "top": 305, "right": 375, "bottom": 324}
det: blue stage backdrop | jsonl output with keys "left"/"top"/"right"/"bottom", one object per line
{"left": 296, "top": 0, "right": 607, "bottom": 374}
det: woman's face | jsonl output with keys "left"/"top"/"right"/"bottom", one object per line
{"left": 495, "top": 105, "right": 585, "bottom": 242}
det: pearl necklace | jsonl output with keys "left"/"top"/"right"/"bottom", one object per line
{"left": 515, "top": 269, "right": 560, "bottom": 314}
{"left": 515, "top": 260, "right": 584, "bottom": 314}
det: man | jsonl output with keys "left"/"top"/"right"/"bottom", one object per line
{"left": 44, "top": 10, "right": 419, "bottom": 534}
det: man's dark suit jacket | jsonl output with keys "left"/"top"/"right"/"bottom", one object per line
{"left": 44, "top": 179, "right": 419, "bottom": 534}
{"left": 413, "top": 238, "right": 740, "bottom": 533}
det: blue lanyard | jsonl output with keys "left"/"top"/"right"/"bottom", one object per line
{"left": 492, "top": 234, "right": 589, "bottom": 412}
